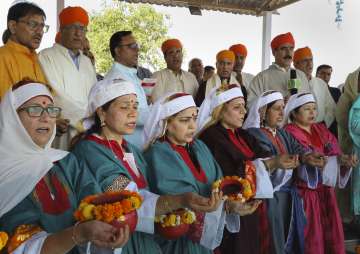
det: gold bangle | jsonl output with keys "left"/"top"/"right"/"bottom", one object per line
{"left": 71, "top": 222, "right": 83, "bottom": 246}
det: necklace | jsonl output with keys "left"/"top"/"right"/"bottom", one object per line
{"left": 102, "top": 133, "right": 126, "bottom": 162}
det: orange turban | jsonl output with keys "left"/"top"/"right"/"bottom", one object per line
{"left": 229, "top": 44, "right": 248, "bottom": 57}
{"left": 161, "top": 39, "right": 182, "bottom": 54}
{"left": 59, "top": 6, "right": 89, "bottom": 28}
{"left": 293, "top": 47, "right": 313, "bottom": 62}
{"left": 271, "top": 32, "right": 295, "bottom": 50}
{"left": 216, "top": 50, "right": 235, "bottom": 62}
{"left": 55, "top": 32, "right": 61, "bottom": 43}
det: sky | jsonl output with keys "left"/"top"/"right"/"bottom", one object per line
{"left": 1, "top": 0, "right": 359, "bottom": 86}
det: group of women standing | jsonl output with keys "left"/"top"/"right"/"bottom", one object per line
{"left": 0, "top": 77, "right": 358, "bottom": 254}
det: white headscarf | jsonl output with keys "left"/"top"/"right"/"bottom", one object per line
{"left": 283, "top": 92, "right": 316, "bottom": 124}
{"left": 0, "top": 83, "right": 69, "bottom": 217}
{"left": 143, "top": 93, "right": 196, "bottom": 148}
{"left": 83, "top": 78, "right": 137, "bottom": 130}
{"left": 243, "top": 91, "right": 283, "bottom": 129}
{"left": 196, "top": 86, "right": 244, "bottom": 134}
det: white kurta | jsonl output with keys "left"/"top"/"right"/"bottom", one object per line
{"left": 151, "top": 68, "right": 198, "bottom": 102}
{"left": 205, "top": 72, "right": 239, "bottom": 96}
{"left": 247, "top": 63, "right": 310, "bottom": 107}
{"left": 39, "top": 43, "right": 97, "bottom": 149}
{"left": 241, "top": 72, "right": 255, "bottom": 90}
{"left": 308, "top": 76, "right": 336, "bottom": 127}
{"left": 336, "top": 67, "right": 360, "bottom": 153}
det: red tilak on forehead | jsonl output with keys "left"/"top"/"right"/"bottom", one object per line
{"left": 41, "top": 101, "right": 47, "bottom": 106}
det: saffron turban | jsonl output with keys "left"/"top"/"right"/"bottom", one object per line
{"left": 216, "top": 50, "right": 235, "bottom": 62}
{"left": 59, "top": 6, "right": 89, "bottom": 28}
{"left": 229, "top": 44, "right": 248, "bottom": 57}
{"left": 271, "top": 32, "right": 295, "bottom": 51}
{"left": 161, "top": 39, "right": 182, "bottom": 54}
{"left": 293, "top": 47, "right": 313, "bottom": 62}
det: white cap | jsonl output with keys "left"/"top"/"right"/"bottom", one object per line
{"left": 83, "top": 78, "right": 137, "bottom": 130}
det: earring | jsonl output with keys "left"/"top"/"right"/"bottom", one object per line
{"left": 160, "top": 121, "right": 168, "bottom": 137}
{"left": 100, "top": 119, "right": 106, "bottom": 127}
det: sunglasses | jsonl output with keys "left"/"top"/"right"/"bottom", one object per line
{"left": 118, "top": 42, "right": 140, "bottom": 50}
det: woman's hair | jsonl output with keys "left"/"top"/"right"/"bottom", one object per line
{"left": 12, "top": 78, "right": 53, "bottom": 94}
{"left": 196, "top": 84, "right": 240, "bottom": 136}
{"left": 196, "top": 103, "right": 225, "bottom": 137}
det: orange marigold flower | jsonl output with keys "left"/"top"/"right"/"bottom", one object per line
{"left": 74, "top": 191, "right": 142, "bottom": 223}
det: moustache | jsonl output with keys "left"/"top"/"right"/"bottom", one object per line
{"left": 33, "top": 34, "right": 42, "bottom": 40}
{"left": 283, "top": 55, "right": 292, "bottom": 60}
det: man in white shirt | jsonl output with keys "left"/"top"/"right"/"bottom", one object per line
{"left": 229, "top": 43, "right": 254, "bottom": 91}
{"left": 248, "top": 32, "right": 310, "bottom": 107}
{"left": 105, "top": 30, "right": 149, "bottom": 148}
{"left": 293, "top": 46, "right": 336, "bottom": 128}
{"left": 39, "top": 6, "right": 97, "bottom": 150}
{"left": 151, "top": 39, "right": 198, "bottom": 102}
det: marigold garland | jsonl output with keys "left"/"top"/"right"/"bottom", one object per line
{"left": 74, "top": 191, "right": 142, "bottom": 223}
{"left": 0, "top": 231, "right": 8, "bottom": 251}
{"left": 212, "top": 175, "right": 254, "bottom": 202}
{"left": 155, "top": 208, "right": 196, "bottom": 228}
{"left": 7, "top": 225, "right": 42, "bottom": 253}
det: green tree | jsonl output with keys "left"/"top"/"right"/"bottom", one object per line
{"left": 88, "top": 1, "right": 170, "bottom": 74}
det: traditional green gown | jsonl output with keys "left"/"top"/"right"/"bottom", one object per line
{"left": 143, "top": 139, "right": 223, "bottom": 254}
{"left": 348, "top": 95, "right": 360, "bottom": 228}
{"left": 0, "top": 153, "right": 102, "bottom": 254}
{"left": 72, "top": 135, "right": 162, "bottom": 254}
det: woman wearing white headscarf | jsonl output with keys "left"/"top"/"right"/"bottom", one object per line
{"left": 0, "top": 81, "right": 129, "bottom": 254}
{"left": 72, "top": 79, "right": 219, "bottom": 254}
{"left": 142, "top": 92, "right": 251, "bottom": 254}
{"left": 245, "top": 90, "right": 322, "bottom": 254}
{"left": 197, "top": 85, "right": 298, "bottom": 254}
{"left": 284, "top": 92, "right": 357, "bottom": 254}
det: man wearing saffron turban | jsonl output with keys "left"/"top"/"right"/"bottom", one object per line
{"left": 293, "top": 46, "right": 336, "bottom": 130}
{"left": 229, "top": 43, "right": 254, "bottom": 91}
{"left": 247, "top": 32, "right": 310, "bottom": 107}
{"left": 39, "top": 6, "right": 97, "bottom": 150}
{"left": 151, "top": 39, "right": 199, "bottom": 102}
{"left": 196, "top": 49, "right": 247, "bottom": 106}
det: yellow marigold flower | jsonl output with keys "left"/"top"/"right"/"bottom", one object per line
{"left": 0, "top": 232, "right": 8, "bottom": 251}
{"left": 212, "top": 180, "right": 221, "bottom": 189}
{"left": 129, "top": 196, "right": 141, "bottom": 209}
{"left": 82, "top": 204, "right": 95, "bottom": 220}
{"left": 168, "top": 214, "right": 177, "bottom": 226}
{"left": 181, "top": 211, "right": 195, "bottom": 224}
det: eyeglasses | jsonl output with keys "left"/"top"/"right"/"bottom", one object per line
{"left": 64, "top": 24, "right": 88, "bottom": 33}
{"left": 18, "top": 106, "right": 62, "bottom": 118}
{"left": 118, "top": 42, "right": 140, "bottom": 50}
{"left": 18, "top": 20, "right": 49, "bottom": 33}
